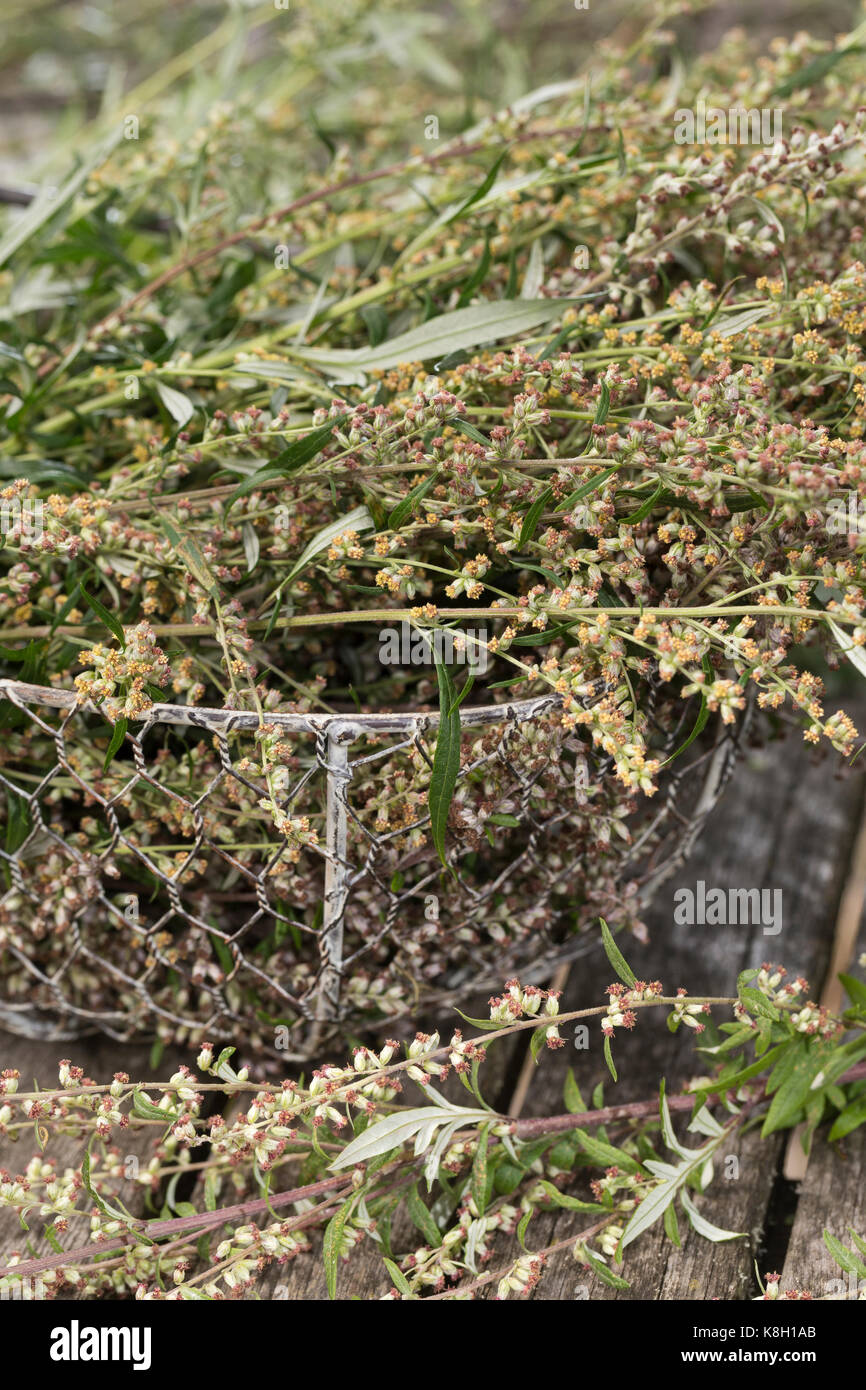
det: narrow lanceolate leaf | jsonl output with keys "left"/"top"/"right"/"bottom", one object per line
{"left": 228, "top": 415, "right": 349, "bottom": 504}
{"left": 329, "top": 1103, "right": 489, "bottom": 1171}
{"left": 679, "top": 1188, "right": 745, "bottom": 1243}
{"left": 828, "top": 616, "right": 866, "bottom": 681}
{"left": 242, "top": 522, "right": 260, "bottom": 574}
{"left": 80, "top": 583, "right": 125, "bottom": 647}
{"left": 383, "top": 1256, "right": 414, "bottom": 1297}
{"left": 470, "top": 1125, "right": 490, "bottom": 1216}
{"left": 323, "top": 1196, "right": 356, "bottom": 1299}
{"left": 594, "top": 378, "right": 611, "bottom": 425}
{"left": 599, "top": 918, "right": 637, "bottom": 988}
{"left": 103, "top": 718, "right": 127, "bottom": 771}
{"left": 828, "top": 1095, "right": 866, "bottom": 1142}
{"left": 406, "top": 1183, "right": 442, "bottom": 1246}
{"left": 573, "top": 1129, "right": 642, "bottom": 1176}
{"left": 158, "top": 515, "right": 217, "bottom": 595}
{"left": 603, "top": 1033, "right": 618, "bottom": 1082}
{"left": 429, "top": 659, "right": 462, "bottom": 868}
{"left": 289, "top": 299, "right": 582, "bottom": 375}
{"left": 620, "top": 1117, "right": 728, "bottom": 1250}
{"left": 564, "top": 1068, "right": 585, "bottom": 1115}
{"left": 0, "top": 130, "right": 123, "bottom": 268}
{"left": 537, "top": 1181, "right": 605, "bottom": 1213}
{"left": 152, "top": 380, "right": 195, "bottom": 428}
{"left": 582, "top": 1248, "right": 630, "bottom": 1290}
{"left": 823, "top": 1229, "right": 866, "bottom": 1279}
{"left": 388, "top": 472, "right": 437, "bottom": 530}
{"left": 285, "top": 504, "right": 375, "bottom": 587}
{"left": 518, "top": 486, "right": 552, "bottom": 547}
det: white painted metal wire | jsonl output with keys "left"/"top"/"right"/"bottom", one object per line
{"left": 0, "top": 679, "right": 745, "bottom": 1058}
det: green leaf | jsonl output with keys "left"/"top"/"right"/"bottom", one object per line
{"left": 323, "top": 1197, "right": 356, "bottom": 1299}
{"left": 599, "top": 918, "right": 637, "bottom": 988}
{"left": 388, "top": 473, "right": 437, "bottom": 531}
{"left": 582, "top": 1247, "right": 629, "bottom": 1290}
{"left": 840, "top": 973, "right": 866, "bottom": 1010}
{"left": 0, "top": 130, "right": 123, "bottom": 269}
{"left": 80, "top": 582, "right": 125, "bottom": 646}
{"left": 556, "top": 465, "right": 618, "bottom": 513}
{"left": 537, "top": 1181, "right": 605, "bottom": 1213}
{"left": 663, "top": 1201, "right": 681, "bottom": 1247}
{"left": 774, "top": 46, "right": 865, "bottom": 98}
{"left": 594, "top": 379, "right": 611, "bottom": 426}
{"left": 619, "top": 479, "right": 664, "bottom": 525}
{"left": 447, "top": 150, "right": 509, "bottom": 223}
{"left": 103, "top": 717, "right": 128, "bottom": 772}
{"left": 573, "top": 1130, "right": 642, "bottom": 1175}
{"left": 564, "top": 1069, "right": 585, "bottom": 1115}
{"left": 679, "top": 1188, "right": 745, "bottom": 1243}
{"left": 284, "top": 503, "right": 375, "bottom": 588}
{"left": 516, "top": 1208, "right": 533, "bottom": 1252}
{"left": 530, "top": 1024, "right": 549, "bottom": 1065}
{"left": 823, "top": 1229, "right": 866, "bottom": 1279}
{"left": 329, "top": 1103, "right": 489, "bottom": 1171}
{"left": 828, "top": 1095, "right": 866, "bottom": 1143}
{"left": 227, "top": 415, "right": 349, "bottom": 504}
{"left": 762, "top": 1038, "right": 825, "bottom": 1136}
{"left": 382, "top": 1256, "right": 414, "bottom": 1296}
{"left": 603, "top": 1034, "right": 617, "bottom": 1083}
{"left": 157, "top": 515, "right": 218, "bottom": 595}
{"left": 288, "top": 299, "right": 583, "bottom": 375}
{"left": 406, "top": 1183, "right": 442, "bottom": 1246}
{"left": 360, "top": 305, "right": 389, "bottom": 347}
{"left": 152, "top": 380, "right": 195, "bottom": 428}
{"left": 659, "top": 660, "right": 711, "bottom": 767}
{"left": 518, "top": 486, "right": 553, "bottom": 547}
{"left": 132, "top": 1090, "right": 169, "bottom": 1121}
{"left": 429, "top": 659, "right": 461, "bottom": 869}
{"left": 470, "top": 1125, "right": 490, "bottom": 1216}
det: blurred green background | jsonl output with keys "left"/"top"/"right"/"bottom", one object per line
{"left": 1, "top": 0, "right": 861, "bottom": 186}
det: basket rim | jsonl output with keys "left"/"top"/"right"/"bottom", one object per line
{"left": 0, "top": 677, "right": 562, "bottom": 736}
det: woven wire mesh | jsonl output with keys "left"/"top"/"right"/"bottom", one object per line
{"left": 0, "top": 678, "right": 745, "bottom": 1058}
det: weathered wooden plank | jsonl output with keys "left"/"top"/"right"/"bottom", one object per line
{"left": 0, "top": 1030, "right": 184, "bottom": 1299}
{"left": 780, "top": 879, "right": 866, "bottom": 1300}
{"left": 518, "top": 712, "right": 866, "bottom": 1300}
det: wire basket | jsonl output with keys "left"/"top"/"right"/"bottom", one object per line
{"left": 0, "top": 677, "right": 746, "bottom": 1059}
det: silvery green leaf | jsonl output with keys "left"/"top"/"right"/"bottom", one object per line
{"left": 329, "top": 1102, "right": 487, "bottom": 1172}
{"left": 643, "top": 1159, "right": 681, "bottom": 1180}
{"left": 464, "top": 1217, "right": 488, "bottom": 1274}
{"left": 329, "top": 1108, "right": 435, "bottom": 1169}
{"left": 290, "top": 299, "right": 581, "bottom": 376}
{"left": 0, "top": 130, "right": 123, "bottom": 268}
{"left": 286, "top": 504, "right": 374, "bottom": 585}
{"left": 680, "top": 1189, "right": 745, "bottom": 1242}
{"left": 153, "top": 380, "right": 195, "bottom": 428}
{"left": 711, "top": 306, "right": 773, "bottom": 339}
{"left": 687, "top": 1105, "right": 725, "bottom": 1138}
{"left": 242, "top": 522, "right": 260, "bottom": 574}
{"left": 828, "top": 617, "right": 866, "bottom": 679}
{"left": 659, "top": 1082, "right": 693, "bottom": 1160}
{"left": 521, "top": 238, "right": 545, "bottom": 299}
{"left": 424, "top": 1118, "right": 466, "bottom": 1188}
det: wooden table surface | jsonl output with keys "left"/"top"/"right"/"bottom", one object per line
{"left": 3, "top": 706, "right": 865, "bottom": 1301}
